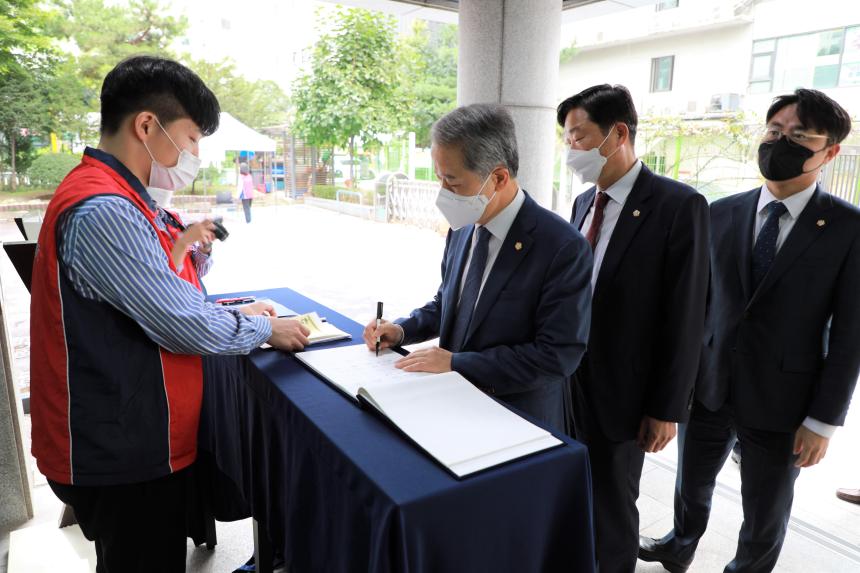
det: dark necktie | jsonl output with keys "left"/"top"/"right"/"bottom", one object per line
{"left": 584, "top": 191, "right": 609, "bottom": 251}
{"left": 751, "top": 200, "right": 788, "bottom": 289}
{"left": 449, "top": 226, "right": 492, "bottom": 352}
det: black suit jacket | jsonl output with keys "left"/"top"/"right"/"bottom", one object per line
{"left": 696, "top": 185, "right": 860, "bottom": 431}
{"left": 571, "top": 164, "right": 710, "bottom": 441}
{"left": 396, "top": 192, "right": 593, "bottom": 426}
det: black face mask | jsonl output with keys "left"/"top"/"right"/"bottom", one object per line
{"left": 757, "top": 137, "right": 817, "bottom": 182}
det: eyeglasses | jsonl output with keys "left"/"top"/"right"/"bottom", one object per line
{"left": 761, "top": 126, "right": 829, "bottom": 148}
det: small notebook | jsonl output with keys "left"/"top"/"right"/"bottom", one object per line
{"left": 295, "top": 344, "right": 561, "bottom": 478}
{"left": 290, "top": 312, "right": 351, "bottom": 345}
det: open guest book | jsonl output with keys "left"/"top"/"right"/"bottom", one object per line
{"left": 295, "top": 344, "right": 562, "bottom": 478}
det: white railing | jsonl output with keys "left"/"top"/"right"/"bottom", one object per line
{"left": 820, "top": 145, "right": 860, "bottom": 206}
{"left": 386, "top": 179, "right": 446, "bottom": 230}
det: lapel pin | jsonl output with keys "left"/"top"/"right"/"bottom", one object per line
{"left": 514, "top": 241, "right": 523, "bottom": 251}
{"left": 633, "top": 209, "right": 641, "bottom": 217}
{"left": 816, "top": 219, "right": 826, "bottom": 227}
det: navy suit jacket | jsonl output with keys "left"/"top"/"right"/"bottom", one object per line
{"left": 570, "top": 165, "right": 710, "bottom": 441}
{"left": 696, "top": 185, "right": 860, "bottom": 431}
{"left": 396, "top": 192, "right": 593, "bottom": 429}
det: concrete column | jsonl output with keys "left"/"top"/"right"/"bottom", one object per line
{"left": 0, "top": 286, "right": 32, "bottom": 528}
{"left": 458, "top": 0, "right": 562, "bottom": 208}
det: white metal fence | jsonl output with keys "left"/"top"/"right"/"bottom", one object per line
{"left": 820, "top": 145, "right": 860, "bottom": 206}
{"left": 385, "top": 179, "right": 445, "bottom": 230}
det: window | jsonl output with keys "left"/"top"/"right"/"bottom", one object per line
{"left": 752, "top": 28, "right": 851, "bottom": 93}
{"left": 749, "top": 39, "right": 775, "bottom": 93}
{"left": 655, "top": 0, "right": 679, "bottom": 11}
{"left": 642, "top": 153, "right": 666, "bottom": 175}
{"left": 818, "top": 29, "right": 844, "bottom": 57}
{"left": 650, "top": 55, "right": 674, "bottom": 92}
{"left": 751, "top": 55, "right": 773, "bottom": 81}
{"left": 814, "top": 29, "right": 844, "bottom": 88}
{"left": 814, "top": 65, "right": 840, "bottom": 88}
{"left": 841, "top": 26, "right": 860, "bottom": 86}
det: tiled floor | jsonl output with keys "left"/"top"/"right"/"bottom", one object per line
{"left": 636, "top": 456, "right": 860, "bottom": 572}
{"left": 2, "top": 203, "right": 858, "bottom": 572}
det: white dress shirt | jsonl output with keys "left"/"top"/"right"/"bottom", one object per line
{"left": 392, "top": 189, "right": 526, "bottom": 346}
{"left": 580, "top": 160, "right": 643, "bottom": 290}
{"left": 459, "top": 188, "right": 526, "bottom": 305}
{"left": 755, "top": 183, "right": 835, "bottom": 439}
{"left": 753, "top": 183, "right": 816, "bottom": 249}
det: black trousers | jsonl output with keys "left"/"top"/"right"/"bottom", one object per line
{"left": 573, "top": 388, "right": 645, "bottom": 573}
{"left": 49, "top": 468, "right": 190, "bottom": 573}
{"left": 665, "top": 401, "right": 800, "bottom": 573}
{"left": 242, "top": 198, "right": 253, "bottom": 223}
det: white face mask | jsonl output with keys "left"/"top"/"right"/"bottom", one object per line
{"left": 142, "top": 117, "right": 201, "bottom": 192}
{"left": 565, "top": 129, "right": 618, "bottom": 185}
{"left": 147, "top": 187, "right": 174, "bottom": 208}
{"left": 435, "top": 172, "right": 496, "bottom": 230}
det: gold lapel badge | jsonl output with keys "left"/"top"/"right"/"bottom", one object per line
{"left": 633, "top": 209, "right": 641, "bottom": 217}
{"left": 514, "top": 241, "right": 523, "bottom": 251}
{"left": 816, "top": 219, "right": 826, "bottom": 227}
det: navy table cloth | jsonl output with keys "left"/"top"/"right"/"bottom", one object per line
{"left": 199, "top": 287, "right": 595, "bottom": 573}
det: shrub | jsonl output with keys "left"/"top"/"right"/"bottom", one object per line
{"left": 310, "top": 185, "right": 373, "bottom": 204}
{"left": 310, "top": 184, "right": 340, "bottom": 200}
{"left": 27, "top": 153, "right": 81, "bottom": 188}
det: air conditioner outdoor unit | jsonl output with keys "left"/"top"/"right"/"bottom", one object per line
{"left": 709, "top": 93, "right": 742, "bottom": 112}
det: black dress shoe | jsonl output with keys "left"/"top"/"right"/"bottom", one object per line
{"left": 638, "top": 535, "right": 694, "bottom": 573}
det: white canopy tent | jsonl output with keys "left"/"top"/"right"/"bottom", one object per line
{"left": 198, "top": 112, "right": 277, "bottom": 166}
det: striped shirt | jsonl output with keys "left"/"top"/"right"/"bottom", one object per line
{"left": 57, "top": 195, "right": 271, "bottom": 355}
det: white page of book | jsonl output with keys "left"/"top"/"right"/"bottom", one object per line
{"left": 358, "top": 372, "right": 561, "bottom": 477}
{"left": 296, "top": 344, "right": 433, "bottom": 398}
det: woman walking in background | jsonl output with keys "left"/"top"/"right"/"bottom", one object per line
{"left": 237, "top": 162, "right": 254, "bottom": 223}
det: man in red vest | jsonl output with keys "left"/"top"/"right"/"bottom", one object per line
{"left": 30, "top": 55, "right": 309, "bottom": 572}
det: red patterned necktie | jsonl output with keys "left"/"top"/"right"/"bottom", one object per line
{"left": 584, "top": 191, "right": 609, "bottom": 251}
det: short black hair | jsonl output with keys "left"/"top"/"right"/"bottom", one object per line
{"left": 556, "top": 84, "right": 638, "bottom": 144}
{"left": 100, "top": 55, "right": 220, "bottom": 136}
{"left": 766, "top": 88, "right": 852, "bottom": 145}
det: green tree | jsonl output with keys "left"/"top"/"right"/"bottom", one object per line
{"left": 639, "top": 113, "right": 760, "bottom": 199}
{"left": 0, "top": 0, "right": 61, "bottom": 188}
{"left": 401, "top": 21, "right": 457, "bottom": 148}
{"left": 292, "top": 7, "right": 407, "bottom": 182}
{"left": 44, "top": 58, "right": 95, "bottom": 147}
{"left": 49, "top": 0, "right": 187, "bottom": 91}
{"left": 0, "top": 0, "right": 54, "bottom": 73}
{"left": 186, "top": 58, "right": 289, "bottom": 129}
{"left": 0, "top": 60, "right": 54, "bottom": 189}
{"left": 560, "top": 42, "right": 578, "bottom": 64}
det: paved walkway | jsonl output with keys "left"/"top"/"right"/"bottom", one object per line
{"left": 1, "top": 202, "right": 857, "bottom": 572}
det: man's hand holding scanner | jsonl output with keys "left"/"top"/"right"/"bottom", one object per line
{"left": 171, "top": 219, "right": 217, "bottom": 267}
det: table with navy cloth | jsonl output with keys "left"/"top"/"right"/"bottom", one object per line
{"left": 197, "top": 287, "right": 596, "bottom": 573}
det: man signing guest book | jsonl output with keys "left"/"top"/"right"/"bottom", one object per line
{"left": 363, "top": 103, "right": 593, "bottom": 432}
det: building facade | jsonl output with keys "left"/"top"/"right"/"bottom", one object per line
{"left": 556, "top": 0, "right": 860, "bottom": 205}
